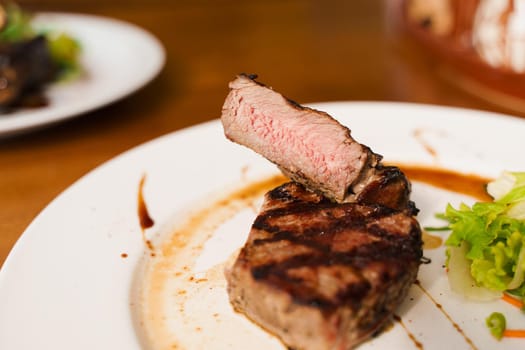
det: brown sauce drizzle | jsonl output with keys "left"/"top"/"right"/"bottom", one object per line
{"left": 415, "top": 281, "right": 478, "bottom": 350}
{"left": 138, "top": 174, "right": 156, "bottom": 255}
{"left": 412, "top": 129, "right": 438, "bottom": 160}
{"left": 138, "top": 174, "right": 155, "bottom": 230}
{"left": 398, "top": 165, "right": 492, "bottom": 202}
{"left": 393, "top": 314, "right": 423, "bottom": 350}
{"left": 140, "top": 174, "right": 288, "bottom": 349}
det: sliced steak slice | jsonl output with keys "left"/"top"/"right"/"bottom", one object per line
{"left": 220, "top": 74, "right": 412, "bottom": 211}
{"left": 226, "top": 182, "right": 423, "bottom": 350}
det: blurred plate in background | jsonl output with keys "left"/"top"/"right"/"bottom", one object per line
{"left": 0, "top": 12, "right": 165, "bottom": 137}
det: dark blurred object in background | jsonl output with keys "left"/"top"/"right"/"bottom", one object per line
{"left": 0, "top": 35, "right": 58, "bottom": 108}
{"left": 400, "top": 0, "right": 525, "bottom": 113}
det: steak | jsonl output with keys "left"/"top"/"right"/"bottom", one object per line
{"left": 226, "top": 182, "right": 422, "bottom": 350}
{"left": 220, "top": 74, "right": 413, "bottom": 211}
{"left": 221, "top": 75, "right": 422, "bottom": 349}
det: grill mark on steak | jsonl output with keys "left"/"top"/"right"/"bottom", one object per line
{"left": 250, "top": 253, "right": 373, "bottom": 312}
{"left": 226, "top": 182, "right": 422, "bottom": 350}
{"left": 221, "top": 74, "right": 414, "bottom": 212}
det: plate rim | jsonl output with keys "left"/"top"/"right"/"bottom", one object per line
{"left": 2, "top": 101, "right": 525, "bottom": 349}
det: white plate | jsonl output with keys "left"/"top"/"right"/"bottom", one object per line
{"left": 0, "top": 12, "right": 165, "bottom": 137}
{"left": 1, "top": 102, "right": 524, "bottom": 350}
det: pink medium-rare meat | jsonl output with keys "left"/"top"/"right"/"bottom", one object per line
{"left": 225, "top": 182, "right": 423, "bottom": 350}
{"left": 221, "top": 74, "right": 386, "bottom": 205}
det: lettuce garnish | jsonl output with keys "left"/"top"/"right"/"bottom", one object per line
{"left": 439, "top": 171, "right": 525, "bottom": 299}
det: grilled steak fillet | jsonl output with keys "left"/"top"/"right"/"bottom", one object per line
{"left": 226, "top": 182, "right": 422, "bottom": 350}
{"left": 220, "top": 74, "right": 412, "bottom": 210}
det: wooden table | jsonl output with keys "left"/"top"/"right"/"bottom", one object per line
{"left": 0, "top": 0, "right": 520, "bottom": 266}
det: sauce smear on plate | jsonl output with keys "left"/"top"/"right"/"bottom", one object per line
{"left": 399, "top": 165, "right": 492, "bottom": 201}
{"left": 136, "top": 164, "right": 491, "bottom": 350}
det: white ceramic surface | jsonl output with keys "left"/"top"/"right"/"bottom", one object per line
{"left": 0, "top": 12, "right": 165, "bottom": 137}
{"left": 1, "top": 102, "right": 524, "bottom": 350}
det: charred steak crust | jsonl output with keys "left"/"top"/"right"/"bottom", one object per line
{"left": 226, "top": 182, "right": 423, "bottom": 350}
{"left": 220, "top": 74, "right": 412, "bottom": 211}
{"left": 355, "top": 165, "right": 418, "bottom": 216}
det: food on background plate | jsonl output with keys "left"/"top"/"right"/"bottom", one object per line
{"left": 0, "top": 3, "right": 81, "bottom": 109}
{"left": 221, "top": 74, "right": 423, "bottom": 349}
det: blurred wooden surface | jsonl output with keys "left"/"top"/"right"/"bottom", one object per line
{"left": 0, "top": 0, "right": 519, "bottom": 265}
